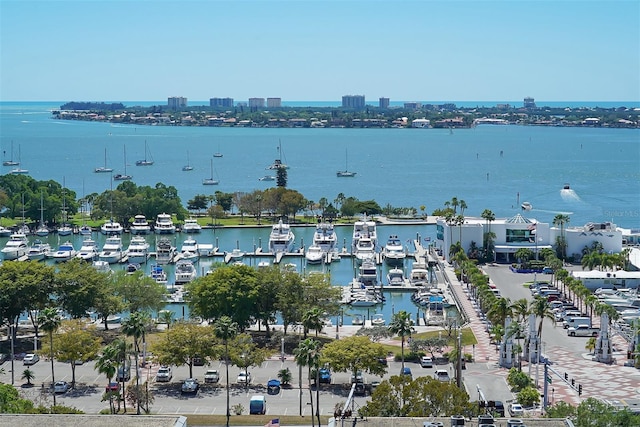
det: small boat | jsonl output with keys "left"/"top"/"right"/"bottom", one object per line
{"left": 228, "top": 248, "right": 244, "bottom": 262}
{"left": 180, "top": 237, "right": 199, "bottom": 260}
{"left": 409, "top": 261, "right": 429, "bottom": 287}
{"left": 175, "top": 259, "right": 197, "bottom": 284}
{"left": 127, "top": 236, "right": 150, "bottom": 264}
{"left": 213, "top": 145, "right": 223, "bottom": 158}
{"left": 1, "top": 233, "right": 28, "bottom": 260}
{"left": 0, "top": 226, "right": 12, "bottom": 237}
{"left": 79, "top": 225, "right": 92, "bottom": 235}
{"left": 352, "top": 314, "right": 364, "bottom": 326}
{"left": 563, "top": 183, "right": 571, "bottom": 190}
{"left": 382, "top": 235, "right": 405, "bottom": 266}
{"left": 113, "top": 146, "right": 132, "bottom": 181}
{"left": 336, "top": 148, "right": 356, "bottom": 177}
{"left": 266, "top": 140, "right": 289, "bottom": 170}
{"left": 155, "top": 237, "right": 176, "bottom": 265}
{"left": 386, "top": 267, "right": 410, "bottom": 287}
{"left": 203, "top": 158, "right": 219, "bottom": 185}
{"left": 130, "top": 215, "right": 151, "bottom": 235}
{"left": 92, "top": 260, "right": 112, "bottom": 274}
{"left": 182, "top": 150, "right": 194, "bottom": 171}
{"left": 126, "top": 263, "right": 141, "bottom": 274}
{"left": 76, "top": 237, "right": 99, "bottom": 261}
{"left": 305, "top": 244, "right": 324, "bottom": 264}
{"left": 57, "top": 224, "right": 73, "bottom": 236}
{"left": 27, "top": 240, "right": 51, "bottom": 261}
{"left": 354, "top": 236, "right": 376, "bottom": 265}
{"left": 371, "top": 313, "right": 385, "bottom": 326}
{"left": 150, "top": 264, "right": 168, "bottom": 285}
{"left": 135, "top": 140, "right": 154, "bottom": 166}
{"left": 182, "top": 218, "right": 201, "bottom": 234}
{"left": 58, "top": 180, "right": 73, "bottom": 236}
{"left": 313, "top": 222, "right": 337, "bottom": 254}
{"left": 3, "top": 141, "right": 19, "bottom": 166}
{"left": 259, "top": 175, "right": 275, "bottom": 182}
{"left": 53, "top": 241, "right": 77, "bottom": 263}
{"left": 98, "top": 236, "right": 125, "bottom": 264}
{"left": 94, "top": 148, "right": 113, "bottom": 173}
{"left": 521, "top": 201, "right": 533, "bottom": 211}
{"left": 101, "top": 219, "right": 123, "bottom": 235}
{"left": 154, "top": 213, "right": 176, "bottom": 234}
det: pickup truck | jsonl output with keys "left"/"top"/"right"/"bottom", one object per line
{"left": 567, "top": 325, "right": 599, "bottom": 337}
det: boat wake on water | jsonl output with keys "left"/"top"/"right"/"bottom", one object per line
{"left": 560, "top": 188, "right": 581, "bottom": 201}
{"left": 532, "top": 208, "right": 575, "bottom": 216}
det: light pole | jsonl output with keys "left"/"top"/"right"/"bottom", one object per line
{"left": 281, "top": 338, "right": 285, "bottom": 362}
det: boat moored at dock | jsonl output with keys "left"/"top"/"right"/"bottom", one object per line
{"left": 130, "top": 215, "right": 151, "bottom": 235}
{"left": 127, "top": 236, "right": 150, "bottom": 264}
{"left": 99, "top": 236, "right": 125, "bottom": 264}
{"left": 1, "top": 233, "right": 28, "bottom": 260}
{"left": 155, "top": 213, "right": 176, "bottom": 234}
{"left": 269, "top": 220, "right": 295, "bottom": 254}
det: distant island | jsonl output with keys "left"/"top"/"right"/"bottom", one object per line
{"left": 52, "top": 102, "right": 639, "bottom": 129}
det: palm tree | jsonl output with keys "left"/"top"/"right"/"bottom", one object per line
{"left": 529, "top": 296, "right": 556, "bottom": 344}
{"left": 553, "top": 214, "right": 570, "bottom": 259}
{"left": 294, "top": 338, "right": 321, "bottom": 427}
{"left": 96, "top": 341, "right": 121, "bottom": 414}
{"left": 122, "top": 312, "right": 146, "bottom": 415}
{"left": 302, "top": 307, "right": 324, "bottom": 338}
{"left": 388, "top": 310, "right": 415, "bottom": 372}
{"left": 21, "top": 368, "right": 35, "bottom": 386}
{"left": 38, "top": 307, "right": 61, "bottom": 406}
{"left": 214, "top": 316, "right": 238, "bottom": 427}
{"left": 487, "top": 297, "right": 512, "bottom": 328}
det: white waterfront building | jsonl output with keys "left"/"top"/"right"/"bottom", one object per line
{"left": 436, "top": 213, "right": 622, "bottom": 263}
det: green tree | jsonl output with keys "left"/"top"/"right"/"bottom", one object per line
{"left": 95, "top": 340, "right": 122, "bottom": 414}
{"left": 320, "top": 336, "right": 387, "bottom": 378}
{"left": 294, "top": 338, "right": 321, "bottom": 427}
{"left": 122, "top": 312, "right": 147, "bottom": 415}
{"left": 553, "top": 214, "right": 570, "bottom": 259}
{"left": 388, "top": 310, "right": 415, "bottom": 372}
{"left": 404, "top": 376, "right": 473, "bottom": 417}
{"left": 229, "top": 334, "right": 268, "bottom": 390}
{"left": 517, "top": 385, "right": 540, "bottom": 407}
{"left": 506, "top": 367, "right": 533, "bottom": 392}
{"left": 214, "top": 316, "right": 238, "bottom": 427}
{"left": 0, "top": 383, "right": 35, "bottom": 413}
{"left": 55, "top": 258, "right": 107, "bottom": 319}
{"left": 38, "top": 307, "right": 61, "bottom": 406}
{"left": 21, "top": 369, "right": 35, "bottom": 386}
{"left": 530, "top": 296, "right": 556, "bottom": 342}
{"left": 187, "top": 194, "right": 209, "bottom": 212}
{"left": 277, "top": 368, "right": 292, "bottom": 386}
{"left": 302, "top": 307, "right": 324, "bottom": 338}
{"left": 151, "top": 322, "right": 218, "bottom": 378}
{"left": 113, "top": 270, "right": 166, "bottom": 314}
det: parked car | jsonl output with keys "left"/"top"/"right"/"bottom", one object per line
{"left": 237, "top": 370, "right": 251, "bottom": 384}
{"left": 105, "top": 382, "right": 120, "bottom": 393}
{"left": 434, "top": 369, "right": 450, "bottom": 382}
{"left": 509, "top": 402, "right": 524, "bottom": 416}
{"left": 0, "top": 353, "right": 8, "bottom": 364}
{"left": 204, "top": 369, "right": 220, "bottom": 383}
{"left": 155, "top": 366, "right": 172, "bottom": 382}
{"left": 23, "top": 353, "right": 39, "bottom": 365}
{"left": 181, "top": 378, "right": 199, "bottom": 394}
{"left": 400, "top": 367, "right": 413, "bottom": 379}
{"left": 351, "top": 371, "right": 364, "bottom": 384}
{"left": 420, "top": 356, "right": 433, "bottom": 368}
{"left": 116, "top": 365, "right": 131, "bottom": 382}
{"left": 319, "top": 368, "right": 331, "bottom": 384}
{"left": 53, "top": 381, "right": 70, "bottom": 394}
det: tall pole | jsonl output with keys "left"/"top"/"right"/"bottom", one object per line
{"left": 456, "top": 328, "right": 463, "bottom": 389}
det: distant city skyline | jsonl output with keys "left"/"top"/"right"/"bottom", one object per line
{"left": 1, "top": 1, "right": 638, "bottom": 102}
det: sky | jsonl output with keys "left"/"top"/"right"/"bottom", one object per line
{"left": 1, "top": 0, "right": 639, "bottom": 103}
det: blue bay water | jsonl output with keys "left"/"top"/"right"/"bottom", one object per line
{"left": 2, "top": 102, "right": 639, "bottom": 324}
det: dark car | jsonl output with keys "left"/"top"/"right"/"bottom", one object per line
{"left": 401, "top": 367, "right": 412, "bottom": 379}
{"left": 105, "top": 382, "right": 120, "bottom": 393}
{"left": 319, "top": 368, "right": 331, "bottom": 384}
{"left": 181, "top": 378, "right": 199, "bottom": 394}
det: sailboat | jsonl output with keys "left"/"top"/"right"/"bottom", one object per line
{"left": 182, "top": 150, "right": 193, "bottom": 171}
{"left": 9, "top": 145, "right": 28, "bottom": 174}
{"left": 266, "top": 140, "right": 289, "bottom": 170}
{"left": 79, "top": 182, "right": 92, "bottom": 235}
{"left": 35, "top": 191, "right": 49, "bottom": 237}
{"left": 214, "top": 144, "right": 223, "bottom": 158}
{"left": 113, "top": 146, "right": 132, "bottom": 180}
{"left": 136, "top": 140, "right": 154, "bottom": 166}
{"left": 3, "top": 141, "right": 19, "bottom": 166}
{"left": 94, "top": 148, "right": 113, "bottom": 173}
{"left": 202, "top": 158, "right": 219, "bottom": 185}
{"left": 336, "top": 149, "right": 356, "bottom": 177}
{"left": 57, "top": 178, "right": 72, "bottom": 236}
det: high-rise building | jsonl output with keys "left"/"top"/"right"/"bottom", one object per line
{"left": 210, "top": 98, "right": 234, "bottom": 108}
{"left": 168, "top": 96, "right": 187, "bottom": 110}
{"left": 524, "top": 97, "right": 536, "bottom": 108}
{"left": 248, "top": 98, "right": 265, "bottom": 108}
{"left": 379, "top": 97, "right": 390, "bottom": 109}
{"left": 404, "top": 102, "right": 421, "bottom": 110}
{"left": 267, "top": 98, "right": 282, "bottom": 108}
{"left": 342, "top": 95, "right": 365, "bottom": 109}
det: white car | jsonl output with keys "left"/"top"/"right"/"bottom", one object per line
{"left": 237, "top": 370, "right": 251, "bottom": 384}
{"left": 434, "top": 369, "right": 450, "bottom": 382}
{"left": 23, "top": 353, "right": 39, "bottom": 365}
{"left": 155, "top": 366, "right": 172, "bottom": 382}
{"left": 204, "top": 369, "right": 220, "bottom": 383}
{"left": 53, "top": 381, "right": 70, "bottom": 394}
{"left": 420, "top": 356, "right": 433, "bottom": 368}
{"left": 509, "top": 402, "right": 524, "bottom": 416}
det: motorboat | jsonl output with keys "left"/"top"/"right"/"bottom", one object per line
{"left": 94, "top": 148, "right": 113, "bottom": 173}
{"left": 182, "top": 218, "right": 201, "bottom": 234}
{"left": 1, "top": 233, "right": 28, "bottom": 260}
{"left": 313, "top": 222, "right": 337, "bottom": 253}
{"left": 563, "top": 183, "right": 571, "bottom": 190}
{"left": 155, "top": 237, "right": 176, "bottom": 264}
{"left": 126, "top": 263, "right": 141, "bottom": 274}
{"left": 269, "top": 220, "right": 295, "bottom": 254}
{"left": 228, "top": 248, "right": 245, "bottom": 262}
{"left": 101, "top": 219, "right": 123, "bottom": 235}
{"left": 127, "top": 236, "right": 150, "bottom": 264}
{"left": 98, "top": 236, "right": 125, "bottom": 264}
{"left": 259, "top": 175, "right": 275, "bottom": 181}
{"left": 348, "top": 288, "right": 384, "bottom": 307}
{"left": 354, "top": 236, "right": 376, "bottom": 264}
{"left": 150, "top": 264, "right": 168, "bottom": 285}
{"left": 352, "top": 214, "right": 377, "bottom": 262}
{"left": 352, "top": 314, "right": 364, "bottom": 326}
{"left": 0, "top": 226, "right": 11, "bottom": 237}
{"left": 371, "top": 313, "right": 385, "bottom": 326}
{"left": 92, "top": 260, "right": 112, "bottom": 274}
{"left": 27, "top": 240, "right": 51, "bottom": 261}
{"left": 75, "top": 237, "right": 99, "bottom": 261}
{"left": 78, "top": 225, "right": 92, "bottom": 235}
{"left": 175, "top": 259, "right": 197, "bottom": 284}
{"left": 180, "top": 237, "right": 199, "bottom": 260}
{"left": 382, "top": 235, "right": 405, "bottom": 266}
{"left": 155, "top": 213, "right": 176, "bottom": 234}
{"left": 135, "top": 140, "right": 154, "bottom": 166}
{"left": 57, "top": 223, "right": 73, "bottom": 236}
{"left": 52, "top": 241, "right": 77, "bottom": 262}
{"left": 521, "top": 201, "right": 533, "bottom": 211}
{"left": 358, "top": 260, "right": 379, "bottom": 288}
{"left": 130, "top": 215, "right": 151, "bottom": 235}
{"left": 409, "top": 261, "right": 429, "bottom": 287}
{"left": 304, "top": 244, "right": 325, "bottom": 264}
{"left": 386, "top": 267, "right": 411, "bottom": 288}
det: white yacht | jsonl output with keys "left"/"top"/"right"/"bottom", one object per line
{"left": 154, "top": 213, "right": 176, "bottom": 234}
{"left": 228, "top": 248, "right": 244, "bottom": 262}
{"left": 57, "top": 224, "right": 73, "bottom": 236}
{"left": 1, "top": 233, "right": 28, "bottom": 260}
{"left": 99, "top": 236, "right": 125, "bottom": 264}
{"left": 180, "top": 236, "right": 199, "bottom": 260}
{"left": 175, "top": 259, "right": 197, "bottom": 285}
{"left": 35, "top": 223, "right": 49, "bottom": 237}
{"left": 268, "top": 220, "right": 295, "bottom": 254}
{"left": 101, "top": 219, "right": 123, "bottom": 235}
{"left": 52, "top": 241, "right": 77, "bottom": 262}
{"left": 75, "top": 237, "right": 99, "bottom": 261}
{"left": 92, "top": 260, "right": 112, "bottom": 274}
{"left": 0, "top": 226, "right": 12, "bottom": 237}
{"left": 182, "top": 218, "right": 201, "bottom": 234}
{"left": 305, "top": 244, "right": 325, "bottom": 264}
{"left": 313, "top": 222, "right": 337, "bottom": 253}
{"left": 155, "top": 237, "right": 176, "bottom": 264}
{"left": 27, "top": 240, "right": 51, "bottom": 261}
{"left": 127, "top": 236, "right": 150, "bottom": 264}
{"left": 382, "top": 235, "right": 406, "bottom": 266}
{"left": 386, "top": 267, "right": 411, "bottom": 288}
{"left": 354, "top": 236, "right": 376, "bottom": 264}
{"left": 352, "top": 214, "right": 377, "bottom": 263}
{"left": 409, "top": 261, "right": 429, "bottom": 287}
{"left": 130, "top": 215, "right": 151, "bottom": 235}
{"left": 357, "top": 260, "right": 379, "bottom": 288}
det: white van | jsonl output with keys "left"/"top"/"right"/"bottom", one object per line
{"left": 563, "top": 316, "right": 591, "bottom": 329}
